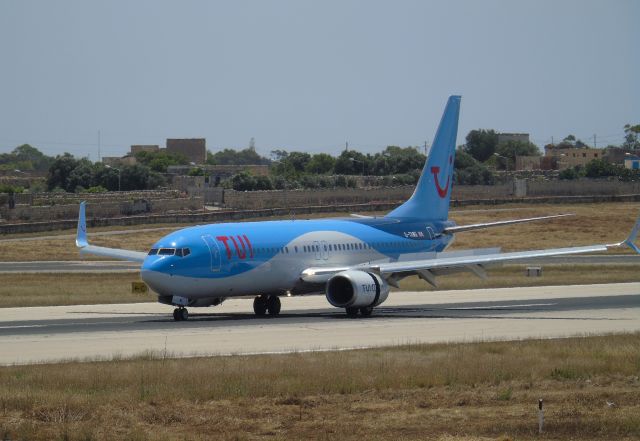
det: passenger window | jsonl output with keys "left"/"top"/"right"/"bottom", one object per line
{"left": 158, "top": 248, "right": 175, "bottom": 256}
{"left": 182, "top": 248, "right": 191, "bottom": 257}
{"left": 148, "top": 248, "right": 158, "bottom": 256}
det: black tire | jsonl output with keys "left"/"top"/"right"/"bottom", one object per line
{"left": 360, "top": 306, "right": 373, "bottom": 317}
{"left": 267, "top": 296, "right": 281, "bottom": 316}
{"left": 173, "top": 308, "right": 180, "bottom": 321}
{"left": 179, "top": 308, "right": 189, "bottom": 321}
{"left": 253, "top": 296, "right": 267, "bottom": 316}
{"left": 345, "top": 307, "right": 359, "bottom": 317}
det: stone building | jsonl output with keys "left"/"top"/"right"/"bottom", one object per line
{"left": 166, "top": 138, "right": 206, "bottom": 164}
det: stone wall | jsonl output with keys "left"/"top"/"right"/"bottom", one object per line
{"left": 526, "top": 180, "right": 640, "bottom": 196}
{"left": 0, "top": 197, "right": 203, "bottom": 222}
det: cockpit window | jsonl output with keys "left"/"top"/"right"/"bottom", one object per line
{"left": 148, "top": 248, "right": 158, "bottom": 256}
{"left": 158, "top": 248, "right": 176, "bottom": 256}
{"left": 173, "top": 248, "right": 191, "bottom": 257}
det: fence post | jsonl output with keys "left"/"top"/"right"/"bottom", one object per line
{"left": 538, "top": 398, "right": 544, "bottom": 434}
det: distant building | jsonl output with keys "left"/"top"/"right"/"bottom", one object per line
{"left": 498, "top": 133, "right": 530, "bottom": 144}
{"left": 166, "top": 138, "right": 206, "bottom": 164}
{"left": 624, "top": 155, "right": 640, "bottom": 170}
{"left": 544, "top": 144, "right": 602, "bottom": 170}
{"left": 603, "top": 147, "right": 636, "bottom": 165}
{"left": 102, "top": 157, "right": 123, "bottom": 166}
{"left": 130, "top": 145, "right": 160, "bottom": 154}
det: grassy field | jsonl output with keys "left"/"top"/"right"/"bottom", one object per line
{"left": 0, "top": 333, "right": 638, "bottom": 440}
{"left": 0, "top": 264, "right": 638, "bottom": 308}
{"left": 0, "top": 202, "right": 638, "bottom": 262}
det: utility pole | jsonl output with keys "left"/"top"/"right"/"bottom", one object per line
{"left": 98, "top": 130, "right": 101, "bottom": 162}
{"left": 345, "top": 141, "right": 349, "bottom": 152}
{"left": 593, "top": 134, "right": 597, "bottom": 148}
{"left": 424, "top": 140, "right": 429, "bottom": 156}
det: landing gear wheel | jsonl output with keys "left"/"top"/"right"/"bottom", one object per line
{"left": 253, "top": 296, "right": 267, "bottom": 316}
{"left": 173, "top": 307, "right": 189, "bottom": 321}
{"left": 345, "top": 307, "right": 359, "bottom": 318}
{"left": 267, "top": 296, "right": 281, "bottom": 316}
{"left": 359, "top": 306, "right": 374, "bottom": 317}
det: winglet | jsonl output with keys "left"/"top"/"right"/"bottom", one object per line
{"left": 76, "top": 201, "right": 88, "bottom": 248}
{"left": 623, "top": 214, "right": 640, "bottom": 254}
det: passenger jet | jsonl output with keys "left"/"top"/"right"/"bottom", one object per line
{"left": 76, "top": 96, "right": 640, "bottom": 320}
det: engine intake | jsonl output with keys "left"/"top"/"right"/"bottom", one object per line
{"left": 326, "top": 270, "right": 389, "bottom": 308}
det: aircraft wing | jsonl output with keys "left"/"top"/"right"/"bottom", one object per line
{"left": 75, "top": 202, "right": 147, "bottom": 263}
{"left": 301, "top": 215, "right": 640, "bottom": 285}
{"left": 442, "top": 214, "right": 572, "bottom": 234}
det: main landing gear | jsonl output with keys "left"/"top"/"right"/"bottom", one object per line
{"left": 253, "top": 295, "right": 281, "bottom": 317}
{"left": 173, "top": 307, "right": 189, "bottom": 321}
{"left": 345, "top": 306, "right": 374, "bottom": 318}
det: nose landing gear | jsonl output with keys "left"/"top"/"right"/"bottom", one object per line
{"left": 173, "top": 307, "right": 189, "bottom": 321}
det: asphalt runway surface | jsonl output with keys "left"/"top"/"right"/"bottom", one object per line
{"left": 1, "top": 283, "right": 638, "bottom": 365}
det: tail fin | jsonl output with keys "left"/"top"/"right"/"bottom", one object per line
{"left": 386, "top": 95, "right": 461, "bottom": 220}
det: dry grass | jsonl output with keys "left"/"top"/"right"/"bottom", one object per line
{"left": 0, "top": 273, "right": 150, "bottom": 307}
{"left": 0, "top": 264, "right": 638, "bottom": 308}
{"left": 448, "top": 202, "right": 639, "bottom": 253}
{"left": 0, "top": 334, "right": 638, "bottom": 440}
{"left": 0, "top": 202, "right": 638, "bottom": 262}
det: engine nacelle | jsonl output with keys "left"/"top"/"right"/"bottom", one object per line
{"left": 326, "top": 270, "right": 389, "bottom": 308}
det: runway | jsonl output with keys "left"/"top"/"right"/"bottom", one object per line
{"left": 0, "top": 282, "right": 638, "bottom": 365}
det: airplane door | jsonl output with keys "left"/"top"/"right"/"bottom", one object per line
{"left": 321, "top": 240, "right": 329, "bottom": 260}
{"left": 313, "top": 240, "right": 321, "bottom": 260}
{"left": 201, "top": 235, "right": 221, "bottom": 272}
{"left": 425, "top": 227, "right": 435, "bottom": 240}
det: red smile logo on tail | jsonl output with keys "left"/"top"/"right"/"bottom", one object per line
{"left": 430, "top": 156, "right": 452, "bottom": 198}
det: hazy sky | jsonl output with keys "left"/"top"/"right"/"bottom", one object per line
{"left": 1, "top": 0, "right": 638, "bottom": 159}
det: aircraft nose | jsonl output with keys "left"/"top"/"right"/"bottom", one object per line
{"left": 141, "top": 257, "right": 170, "bottom": 294}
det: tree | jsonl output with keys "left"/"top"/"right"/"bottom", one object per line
{"left": 67, "top": 162, "right": 96, "bottom": 192}
{"left": 230, "top": 172, "right": 257, "bottom": 191}
{"left": 120, "top": 164, "right": 150, "bottom": 191}
{"left": 495, "top": 140, "right": 540, "bottom": 162}
{"left": 47, "top": 153, "right": 80, "bottom": 191}
{"left": 464, "top": 129, "right": 498, "bottom": 162}
{"left": 584, "top": 159, "right": 618, "bottom": 178}
{"left": 135, "top": 150, "right": 188, "bottom": 172}
{"left": 334, "top": 150, "right": 367, "bottom": 175}
{"left": 623, "top": 124, "right": 640, "bottom": 150}
{"left": 454, "top": 149, "right": 479, "bottom": 169}
{"left": 373, "top": 146, "right": 425, "bottom": 175}
{"left": 286, "top": 152, "right": 312, "bottom": 173}
{"left": 207, "top": 148, "right": 268, "bottom": 165}
{"left": 305, "top": 153, "right": 335, "bottom": 174}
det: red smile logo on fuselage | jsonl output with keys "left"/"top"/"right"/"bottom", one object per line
{"left": 430, "top": 155, "right": 452, "bottom": 198}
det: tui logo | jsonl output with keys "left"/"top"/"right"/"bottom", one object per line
{"left": 430, "top": 156, "right": 452, "bottom": 198}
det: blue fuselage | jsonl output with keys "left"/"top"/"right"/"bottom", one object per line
{"left": 141, "top": 216, "right": 455, "bottom": 300}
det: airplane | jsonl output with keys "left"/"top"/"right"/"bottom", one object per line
{"left": 75, "top": 95, "right": 640, "bottom": 321}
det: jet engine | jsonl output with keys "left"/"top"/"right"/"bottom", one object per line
{"left": 326, "top": 270, "right": 389, "bottom": 308}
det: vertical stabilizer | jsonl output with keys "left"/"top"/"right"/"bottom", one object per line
{"left": 386, "top": 95, "right": 461, "bottom": 220}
